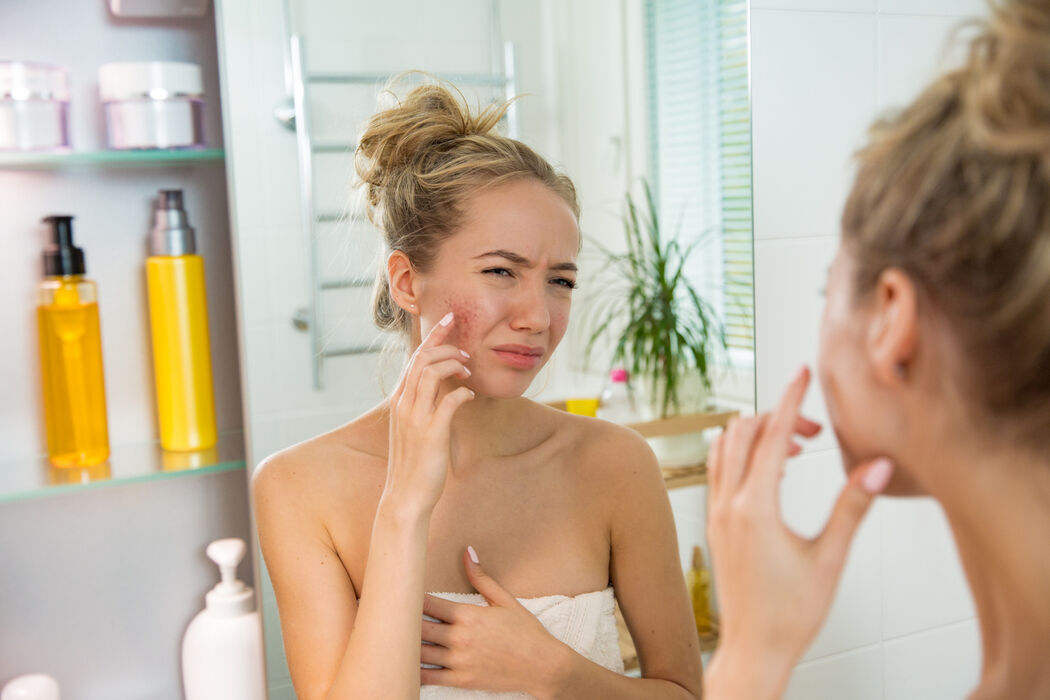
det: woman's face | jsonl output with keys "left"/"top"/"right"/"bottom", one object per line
{"left": 416, "top": 178, "right": 580, "bottom": 399}
{"left": 817, "top": 245, "right": 922, "bottom": 494}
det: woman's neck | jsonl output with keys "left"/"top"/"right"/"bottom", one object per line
{"left": 924, "top": 438, "right": 1050, "bottom": 699}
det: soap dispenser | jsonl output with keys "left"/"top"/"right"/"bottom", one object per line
{"left": 36, "top": 215, "right": 110, "bottom": 468}
{"left": 182, "top": 538, "right": 265, "bottom": 700}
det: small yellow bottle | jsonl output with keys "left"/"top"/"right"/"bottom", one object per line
{"left": 687, "top": 545, "right": 717, "bottom": 637}
{"left": 37, "top": 215, "right": 111, "bottom": 468}
{"left": 146, "top": 190, "right": 217, "bottom": 452}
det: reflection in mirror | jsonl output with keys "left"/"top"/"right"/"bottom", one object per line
{"left": 217, "top": 0, "right": 752, "bottom": 697}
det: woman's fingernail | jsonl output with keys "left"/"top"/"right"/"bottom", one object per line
{"left": 467, "top": 545, "right": 479, "bottom": 564}
{"left": 861, "top": 458, "right": 894, "bottom": 494}
{"left": 793, "top": 365, "right": 808, "bottom": 382}
{"left": 440, "top": 312, "right": 454, "bottom": 326}
{"left": 460, "top": 349, "right": 470, "bottom": 359}
{"left": 463, "top": 367, "right": 471, "bottom": 376}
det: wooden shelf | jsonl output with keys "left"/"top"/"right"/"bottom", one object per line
{"left": 662, "top": 463, "right": 708, "bottom": 489}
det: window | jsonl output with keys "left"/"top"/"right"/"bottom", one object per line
{"left": 645, "top": 0, "right": 754, "bottom": 361}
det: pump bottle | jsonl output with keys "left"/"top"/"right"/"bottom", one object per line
{"left": 37, "top": 215, "right": 110, "bottom": 468}
{"left": 182, "top": 538, "right": 266, "bottom": 700}
{"left": 146, "top": 189, "right": 217, "bottom": 451}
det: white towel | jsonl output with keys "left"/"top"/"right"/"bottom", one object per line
{"left": 420, "top": 586, "right": 624, "bottom": 699}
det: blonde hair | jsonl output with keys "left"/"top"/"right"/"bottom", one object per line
{"left": 842, "top": 0, "right": 1050, "bottom": 450}
{"left": 355, "top": 77, "right": 579, "bottom": 338}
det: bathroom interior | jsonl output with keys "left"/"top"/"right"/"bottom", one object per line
{"left": 0, "top": 0, "right": 986, "bottom": 698}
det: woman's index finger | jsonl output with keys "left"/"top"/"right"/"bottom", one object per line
{"left": 419, "top": 311, "right": 456, "bottom": 350}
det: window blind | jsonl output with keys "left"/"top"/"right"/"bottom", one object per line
{"left": 645, "top": 0, "right": 754, "bottom": 356}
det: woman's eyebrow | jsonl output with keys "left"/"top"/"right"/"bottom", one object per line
{"left": 474, "top": 249, "right": 578, "bottom": 272}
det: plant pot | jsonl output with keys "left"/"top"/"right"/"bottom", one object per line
{"left": 637, "top": 372, "right": 711, "bottom": 468}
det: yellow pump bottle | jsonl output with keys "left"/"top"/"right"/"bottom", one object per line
{"left": 37, "top": 215, "right": 110, "bottom": 468}
{"left": 146, "top": 190, "right": 217, "bottom": 452}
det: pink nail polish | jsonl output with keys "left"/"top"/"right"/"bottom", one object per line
{"left": 439, "top": 312, "right": 454, "bottom": 326}
{"left": 861, "top": 458, "right": 894, "bottom": 494}
{"left": 467, "top": 545, "right": 479, "bottom": 564}
{"left": 460, "top": 349, "right": 470, "bottom": 359}
{"left": 794, "top": 365, "right": 808, "bottom": 382}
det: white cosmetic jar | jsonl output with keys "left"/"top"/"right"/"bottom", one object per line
{"left": 98, "top": 62, "right": 205, "bottom": 150}
{"left": 0, "top": 62, "right": 71, "bottom": 152}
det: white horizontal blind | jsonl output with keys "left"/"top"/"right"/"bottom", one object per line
{"left": 645, "top": 0, "right": 754, "bottom": 356}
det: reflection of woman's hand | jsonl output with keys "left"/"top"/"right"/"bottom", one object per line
{"left": 419, "top": 548, "right": 563, "bottom": 696}
{"left": 705, "top": 367, "right": 894, "bottom": 700}
{"left": 385, "top": 311, "right": 474, "bottom": 515}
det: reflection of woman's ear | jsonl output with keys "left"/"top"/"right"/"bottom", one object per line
{"left": 868, "top": 268, "right": 918, "bottom": 385}
{"left": 387, "top": 250, "right": 420, "bottom": 315}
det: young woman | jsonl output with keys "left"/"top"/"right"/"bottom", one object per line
{"left": 252, "top": 83, "right": 704, "bottom": 699}
{"left": 700, "top": 0, "right": 1050, "bottom": 697}
{"left": 456, "top": 1, "right": 1050, "bottom": 698}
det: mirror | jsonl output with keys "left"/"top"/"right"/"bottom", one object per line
{"left": 215, "top": 0, "right": 752, "bottom": 696}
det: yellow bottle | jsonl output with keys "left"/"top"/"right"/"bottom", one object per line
{"left": 146, "top": 190, "right": 217, "bottom": 452}
{"left": 37, "top": 216, "right": 110, "bottom": 468}
{"left": 687, "top": 545, "right": 717, "bottom": 637}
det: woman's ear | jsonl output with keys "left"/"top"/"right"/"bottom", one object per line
{"left": 867, "top": 268, "right": 918, "bottom": 386}
{"left": 387, "top": 250, "right": 420, "bottom": 314}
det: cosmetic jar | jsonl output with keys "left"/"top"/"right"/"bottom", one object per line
{"left": 98, "top": 62, "right": 205, "bottom": 150}
{"left": 0, "top": 62, "right": 71, "bottom": 152}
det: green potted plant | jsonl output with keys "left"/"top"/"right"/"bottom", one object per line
{"left": 584, "top": 179, "right": 727, "bottom": 462}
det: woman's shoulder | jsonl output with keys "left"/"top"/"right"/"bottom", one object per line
{"left": 251, "top": 405, "right": 389, "bottom": 505}
{"left": 529, "top": 401, "right": 659, "bottom": 480}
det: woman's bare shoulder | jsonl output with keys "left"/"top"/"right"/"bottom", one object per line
{"left": 530, "top": 401, "right": 659, "bottom": 480}
{"left": 251, "top": 405, "right": 389, "bottom": 507}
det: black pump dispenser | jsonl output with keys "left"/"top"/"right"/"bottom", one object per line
{"left": 42, "top": 215, "right": 86, "bottom": 277}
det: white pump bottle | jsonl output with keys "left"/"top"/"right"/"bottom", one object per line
{"left": 181, "top": 538, "right": 266, "bottom": 700}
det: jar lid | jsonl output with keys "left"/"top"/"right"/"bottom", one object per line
{"left": 0, "top": 61, "right": 70, "bottom": 101}
{"left": 98, "top": 61, "right": 203, "bottom": 101}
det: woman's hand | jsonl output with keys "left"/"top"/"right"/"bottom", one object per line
{"left": 704, "top": 366, "right": 893, "bottom": 700}
{"left": 384, "top": 311, "right": 474, "bottom": 515}
{"left": 419, "top": 548, "right": 565, "bottom": 696}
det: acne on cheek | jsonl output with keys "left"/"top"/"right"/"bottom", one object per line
{"left": 444, "top": 299, "right": 480, "bottom": 354}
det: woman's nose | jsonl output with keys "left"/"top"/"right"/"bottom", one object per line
{"left": 510, "top": 283, "right": 551, "bottom": 332}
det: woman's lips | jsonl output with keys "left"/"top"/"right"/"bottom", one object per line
{"left": 492, "top": 345, "right": 544, "bottom": 369}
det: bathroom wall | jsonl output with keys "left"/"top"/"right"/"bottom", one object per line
{"left": 0, "top": 2, "right": 252, "bottom": 697}
{"left": 750, "top": 1, "right": 985, "bottom": 697}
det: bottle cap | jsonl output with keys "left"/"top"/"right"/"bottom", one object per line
{"left": 203, "top": 538, "right": 255, "bottom": 618}
{"left": 42, "top": 215, "right": 85, "bottom": 277}
{"left": 610, "top": 368, "right": 628, "bottom": 383}
{"left": 150, "top": 189, "right": 197, "bottom": 256}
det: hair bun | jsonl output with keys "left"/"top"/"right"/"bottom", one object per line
{"left": 962, "top": 0, "right": 1050, "bottom": 161}
{"left": 356, "top": 78, "right": 510, "bottom": 209}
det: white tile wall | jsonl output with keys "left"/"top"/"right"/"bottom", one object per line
{"left": 753, "top": 0, "right": 877, "bottom": 11}
{"left": 878, "top": 0, "right": 988, "bottom": 17}
{"left": 751, "top": 10, "right": 877, "bottom": 241}
{"left": 784, "top": 644, "right": 883, "bottom": 700}
{"left": 877, "top": 14, "right": 978, "bottom": 111}
{"left": 754, "top": 236, "right": 839, "bottom": 453}
{"left": 882, "top": 619, "right": 982, "bottom": 700}
{"left": 881, "top": 497, "right": 976, "bottom": 639}
{"left": 752, "top": 1, "right": 987, "bottom": 696}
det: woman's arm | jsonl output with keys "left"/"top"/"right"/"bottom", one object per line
{"left": 253, "top": 312, "right": 474, "bottom": 700}
{"left": 547, "top": 428, "right": 703, "bottom": 699}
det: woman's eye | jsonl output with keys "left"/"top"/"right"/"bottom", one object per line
{"left": 483, "top": 267, "right": 513, "bottom": 278}
{"left": 552, "top": 277, "right": 577, "bottom": 290}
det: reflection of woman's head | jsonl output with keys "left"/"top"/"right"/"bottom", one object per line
{"left": 355, "top": 81, "right": 581, "bottom": 398}
{"left": 822, "top": 0, "right": 1050, "bottom": 480}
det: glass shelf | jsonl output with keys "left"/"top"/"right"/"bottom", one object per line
{"left": 0, "top": 148, "right": 225, "bottom": 170}
{"left": 0, "top": 430, "right": 246, "bottom": 504}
